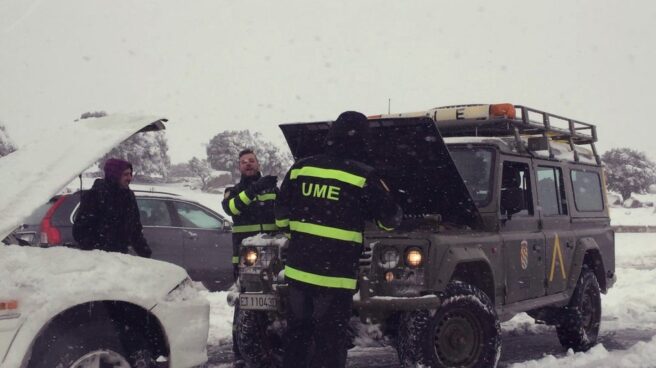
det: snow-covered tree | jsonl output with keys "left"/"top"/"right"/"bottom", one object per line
{"left": 188, "top": 157, "right": 212, "bottom": 190}
{"left": 0, "top": 123, "right": 17, "bottom": 158}
{"left": 78, "top": 111, "right": 171, "bottom": 178}
{"left": 206, "top": 130, "right": 293, "bottom": 181}
{"left": 602, "top": 148, "right": 656, "bottom": 201}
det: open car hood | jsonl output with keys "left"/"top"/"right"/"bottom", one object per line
{"left": 279, "top": 117, "right": 483, "bottom": 228}
{"left": 0, "top": 115, "right": 166, "bottom": 240}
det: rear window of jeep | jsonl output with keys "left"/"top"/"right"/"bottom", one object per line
{"left": 571, "top": 169, "right": 604, "bottom": 212}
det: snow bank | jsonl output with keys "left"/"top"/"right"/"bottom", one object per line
{"left": 510, "top": 336, "right": 656, "bottom": 368}
{"left": 202, "top": 290, "right": 235, "bottom": 346}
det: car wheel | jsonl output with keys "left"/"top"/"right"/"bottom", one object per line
{"left": 28, "top": 320, "right": 156, "bottom": 368}
{"left": 397, "top": 281, "right": 501, "bottom": 368}
{"left": 236, "top": 310, "right": 283, "bottom": 368}
{"left": 556, "top": 266, "right": 601, "bottom": 352}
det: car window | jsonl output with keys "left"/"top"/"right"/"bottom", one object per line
{"left": 537, "top": 166, "right": 568, "bottom": 216}
{"left": 501, "top": 161, "right": 534, "bottom": 216}
{"left": 173, "top": 201, "right": 222, "bottom": 229}
{"left": 450, "top": 148, "right": 494, "bottom": 206}
{"left": 137, "top": 199, "right": 173, "bottom": 226}
{"left": 571, "top": 169, "right": 604, "bottom": 212}
{"left": 23, "top": 201, "right": 55, "bottom": 224}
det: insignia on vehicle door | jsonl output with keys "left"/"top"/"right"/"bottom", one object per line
{"left": 520, "top": 240, "right": 529, "bottom": 270}
{"left": 549, "top": 234, "right": 567, "bottom": 282}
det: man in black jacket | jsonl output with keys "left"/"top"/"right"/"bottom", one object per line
{"left": 221, "top": 148, "right": 278, "bottom": 368}
{"left": 276, "top": 111, "right": 403, "bottom": 368}
{"left": 73, "top": 158, "right": 151, "bottom": 258}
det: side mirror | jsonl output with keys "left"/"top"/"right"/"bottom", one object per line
{"left": 501, "top": 187, "right": 524, "bottom": 218}
{"left": 223, "top": 222, "right": 233, "bottom": 232}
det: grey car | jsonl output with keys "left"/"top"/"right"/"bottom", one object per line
{"left": 13, "top": 190, "right": 234, "bottom": 291}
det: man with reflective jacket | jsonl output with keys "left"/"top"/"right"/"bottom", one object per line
{"left": 275, "top": 111, "right": 402, "bottom": 368}
{"left": 221, "top": 148, "right": 278, "bottom": 368}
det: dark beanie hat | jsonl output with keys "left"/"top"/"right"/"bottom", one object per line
{"left": 103, "top": 158, "right": 133, "bottom": 182}
{"left": 326, "top": 111, "right": 369, "bottom": 143}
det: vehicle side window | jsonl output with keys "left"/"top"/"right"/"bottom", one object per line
{"left": 174, "top": 201, "right": 222, "bottom": 229}
{"left": 501, "top": 161, "right": 533, "bottom": 216}
{"left": 537, "top": 166, "right": 568, "bottom": 216}
{"left": 571, "top": 169, "right": 604, "bottom": 212}
{"left": 137, "top": 199, "right": 173, "bottom": 226}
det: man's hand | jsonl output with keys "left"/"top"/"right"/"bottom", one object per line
{"left": 250, "top": 175, "right": 277, "bottom": 193}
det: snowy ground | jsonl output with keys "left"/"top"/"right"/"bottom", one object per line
{"left": 202, "top": 233, "right": 656, "bottom": 368}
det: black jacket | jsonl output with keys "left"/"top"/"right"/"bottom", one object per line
{"left": 275, "top": 153, "right": 402, "bottom": 290}
{"left": 221, "top": 173, "right": 279, "bottom": 265}
{"left": 72, "top": 179, "right": 151, "bottom": 257}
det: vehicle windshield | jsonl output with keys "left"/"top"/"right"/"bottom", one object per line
{"left": 448, "top": 147, "right": 494, "bottom": 207}
{"left": 23, "top": 200, "right": 56, "bottom": 225}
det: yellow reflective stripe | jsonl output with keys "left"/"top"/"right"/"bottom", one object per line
{"left": 276, "top": 218, "right": 290, "bottom": 228}
{"left": 376, "top": 220, "right": 394, "bottom": 232}
{"left": 289, "top": 221, "right": 362, "bottom": 243}
{"left": 239, "top": 191, "right": 252, "bottom": 205}
{"left": 285, "top": 265, "right": 357, "bottom": 289}
{"left": 232, "top": 223, "right": 278, "bottom": 233}
{"left": 257, "top": 193, "right": 277, "bottom": 201}
{"left": 232, "top": 256, "right": 240, "bottom": 264}
{"left": 290, "top": 166, "right": 366, "bottom": 188}
{"left": 229, "top": 198, "right": 241, "bottom": 215}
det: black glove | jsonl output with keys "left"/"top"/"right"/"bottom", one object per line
{"left": 249, "top": 175, "right": 277, "bottom": 194}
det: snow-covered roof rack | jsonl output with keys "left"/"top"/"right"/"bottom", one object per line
{"left": 374, "top": 103, "right": 601, "bottom": 165}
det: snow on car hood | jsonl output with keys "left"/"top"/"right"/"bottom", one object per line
{"left": 0, "top": 245, "right": 188, "bottom": 314}
{"left": 0, "top": 114, "right": 166, "bottom": 240}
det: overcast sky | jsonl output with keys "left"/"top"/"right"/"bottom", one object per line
{"left": 1, "top": 0, "right": 654, "bottom": 163}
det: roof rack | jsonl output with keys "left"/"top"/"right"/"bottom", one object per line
{"left": 431, "top": 105, "right": 600, "bottom": 164}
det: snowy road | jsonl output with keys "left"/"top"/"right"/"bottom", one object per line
{"left": 204, "top": 233, "right": 656, "bottom": 367}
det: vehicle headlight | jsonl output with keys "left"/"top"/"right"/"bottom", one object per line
{"left": 379, "top": 247, "right": 400, "bottom": 269}
{"left": 243, "top": 247, "right": 258, "bottom": 266}
{"left": 405, "top": 248, "right": 423, "bottom": 268}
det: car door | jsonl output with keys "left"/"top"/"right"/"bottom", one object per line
{"left": 170, "top": 200, "right": 233, "bottom": 291}
{"left": 535, "top": 164, "right": 575, "bottom": 295}
{"left": 499, "top": 157, "right": 546, "bottom": 304}
{"left": 136, "top": 198, "right": 185, "bottom": 267}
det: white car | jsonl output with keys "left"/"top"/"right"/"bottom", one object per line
{"left": 0, "top": 115, "right": 209, "bottom": 368}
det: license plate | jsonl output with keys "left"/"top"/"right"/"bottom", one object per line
{"left": 239, "top": 293, "right": 278, "bottom": 310}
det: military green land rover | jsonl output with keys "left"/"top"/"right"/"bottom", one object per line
{"left": 232, "top": 104, "right": 616, "bottom": 368}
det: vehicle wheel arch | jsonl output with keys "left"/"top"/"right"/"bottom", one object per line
{"left": 26, "top": 300, "right": 170, "bottom": 367}
{"left": 433, "top": 246, "right": 496, "bottom": 304}
{"left": 569, "top": 238, "right": 607, "bottom": 294}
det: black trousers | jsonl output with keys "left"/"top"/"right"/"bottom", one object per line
{"left": 282, "top": 281, "right": 353, "bottom": 368}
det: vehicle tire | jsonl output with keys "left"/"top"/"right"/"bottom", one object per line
{"left": 556, "top": 266, "right": 601, "bottom": 352}
{"left": 396, "top": 281, "right": 501, "bottom": 368}
{"left": 236, "top": 310, "right": 283, "bottom": 368}
{"left": 28, "top": 320, "right": 156, "bottom": 368}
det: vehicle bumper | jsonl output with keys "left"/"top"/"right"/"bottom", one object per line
{"left": 354, "top": 294, "right": 442, "bottom": 311}
{"left": 151, "top": 295, "right": 210, "bottom": 368}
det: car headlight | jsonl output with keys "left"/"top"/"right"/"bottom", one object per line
{"left": 243, "top": 247, "right": 258, "bottom": 266}
{"left": 405, "top": 248, "right": 423, "bottom": 268}
{"left": 379, "top": 247, "right": 400, "bottom": 269}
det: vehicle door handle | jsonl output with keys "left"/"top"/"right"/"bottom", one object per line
{"left": 184, "top": 230, "right": 198, "bottom": 240}
{"left": 533, "top": 244, "right": 541, "bottom": 251}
